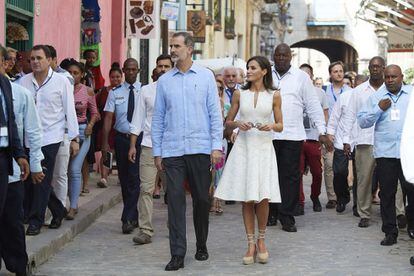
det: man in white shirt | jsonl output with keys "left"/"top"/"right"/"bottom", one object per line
{"left": 17, "top": 45, "right": 79, "bottom": 236}
{"left": 342, "top": 56, "right": 385, "bottom": 227}
{"left": 327, "top": 82, "right": 356, "bottom": 214}
{"left": 323, "top": 61, "right": 352, "bottom": 209}
{"left": 46, "top": 45, "right": 74, "bottom": 208}
{"left": 268, "top": 43, "right": 332, "bottom": 232}
{"left": 297, "top": 64, "right": 329, "bottom": 215}
{"left": 401, "top": 85, "right": 414, "bottom": 184}
{"left": 128, "top": 54, "right": 173, "bottom": 245}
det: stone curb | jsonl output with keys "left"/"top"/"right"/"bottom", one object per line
{"left": 26, "top": 185, "right": 122, "bottom": 275}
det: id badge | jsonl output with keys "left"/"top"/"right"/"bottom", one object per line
{"left": 390, "top": 108, "right": 400, "bottom": 121}
{"left": 0, "top": 127, "right": 8, "bottom": 137}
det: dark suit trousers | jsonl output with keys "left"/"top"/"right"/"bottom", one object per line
{"left": 28, "top": 142, "right": 65, "bottom": 227}
{"left": 0, "top": 151, "right": 9, "bottom": 217}
{"left": 269, "top": 140, "right": 303, "bottom": 226}
{"left": 114, "top": 133, "right": 142, "bottom": 223}
{"left": 333, "top": 148, "right": 350, "bottom": 205}
{"left": 376, "top": 158, "right": 414, "bottom": 236}
{"left": 163, "top": 154, "right": 211, "bottom": 257}
{"left": 0, "top": 181, "right": 28, "bottom": 274}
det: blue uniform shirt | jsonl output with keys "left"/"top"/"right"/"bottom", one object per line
{"left": 9, "top": 82, "right": 44, "bottom": 183}
{"left": 358, "top": 84, "right": 413, "bottom": 159}
{"left": 151, "top": 63, "right": 223, "bottom": 158}
{"left": 104, "top": 81, "right": 141, "bottom": 134}
{"left": 0, "top": 86, "right": 9, "bottom": 147}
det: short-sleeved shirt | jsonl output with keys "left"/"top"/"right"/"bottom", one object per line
{"left": 104, "top": 81, "right": 141, "bottom": 134}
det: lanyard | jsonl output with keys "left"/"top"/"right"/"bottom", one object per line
{"left": 331, "top": 85, "right": 343, "bottom": 102}
{"left": 273, "top": 69, "right": 289, "bottom": 89}
{"left": 225, "top": 88, "right": 233, "bottom": 102}
{"left": 388, "top": 92, "right": 403, "bottom": 105}
{"left": 33, "top": 72, "right": 54, "bottom": 92}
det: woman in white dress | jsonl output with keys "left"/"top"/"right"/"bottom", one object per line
{"left": 215, "top": 56, "right": 283, "bottom": 265}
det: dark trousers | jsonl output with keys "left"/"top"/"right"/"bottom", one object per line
{"left": 299, "top": 140, "right": 322, "bottom": 205}
{"left": 163, "top": 154, "right": 211, "bottom": 257}
{"left": 0, "top": 181, "right": 28, "bottom": 274}
{"left": 114, "top": 133, "right": 141, "bottom": 223}
{"left": 269, "top": 140, "right": 303, "bottom": 226}
{"left": 376, "top": 158, "right": 414, "bottom": 236}
{"left": 333, "top": 148, "right": 350, "bottom": 205}
{"left": 28, "top": 142, "right": 65, "bottom": 227}
{"left": 0, "top": 151, "right": 8, "bottom": 217}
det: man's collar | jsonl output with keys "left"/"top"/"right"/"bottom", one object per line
{"left": 31, "top": 67, "right": 53, "bottom": 87}
{"left": 172, "top": 62, "right": 198, "bottom": 75}
{"left": 123, "top": 80, "right": 141, "bottom": 90}
{"left": 272, "top": 65, "right": 292, "bottom": 77}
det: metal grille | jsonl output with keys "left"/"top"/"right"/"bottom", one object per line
{"left": 6, "top": 0, "right": 34, "bottom": 12}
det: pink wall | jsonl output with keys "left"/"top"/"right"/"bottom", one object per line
{"left": 0, "top": 0, "right": 5, "bottom": 45}
{"left": 33, "top": 0, "right": 81, "bottom": 62}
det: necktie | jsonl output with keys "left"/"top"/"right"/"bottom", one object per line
{"left": 0, "top": 96, "right": 7, "bottom": 127}
{"left": 127, "top": 85, "right": 135, "bottom": 123}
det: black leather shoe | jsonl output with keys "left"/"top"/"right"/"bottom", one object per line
{"left": 26, "top": 224, "right": 41, "bottom": 236}
{"left": 195, "top": 247, "right": 209, "bottom": 261}
{"left": 311, "top": 197, "right": 322, "bottom": 212}
{"left": 266, "top": 216, "right": 277, "bottom": 226}
{"left": 353, "top": 206, "right": 360, "bottom": 217}
{"left": 380, "top": 234, "right": 397, "bottom": 246}
{"left": 225, "top": 201, "right": 235, "bottom": 205}
{"left": 122, "top": 221, "right": 135, "bottom": 234}
{"left": 407, "top": 228, "right": 414, "bottom": 239}
{"left": 165, "top": 255, "right": 184, "bottom": 271}
{"left": 282, "top": 224, "right": 297, "bottom": 232}
{"left": 336, "top": 202, "right": 346, "bottom": 213}
{"left": 410, "top": 256, "right": 414, "bottom": 266}
{"left": 325, "top": 200, "right": 337, "bottom": 209}
{"left": 397, "top": 214, "right": 407, "bottom": 229}
{"left": 131, "top": 220, "right": 139, "bottom": 229}
{"left": 293, "top": 204, "right": 304, "bottom": 216}
{"left": 358, "top": 218, "right": 369, "bottom": 228}
{"left": 49, "top": 216, "right": 64, "bottom": 229}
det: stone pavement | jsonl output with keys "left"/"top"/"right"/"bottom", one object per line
{"left": 34, "top": 175, "right": 414, "bottom": 276}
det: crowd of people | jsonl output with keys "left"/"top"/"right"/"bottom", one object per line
{"left": 0, "top": 30, "right": 413, "bottom": 275}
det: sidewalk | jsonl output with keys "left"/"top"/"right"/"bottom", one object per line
{"left": 17, "top": 173, "right": 121, "bottom": 276}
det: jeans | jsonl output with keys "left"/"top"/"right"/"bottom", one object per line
{"left": 68, "top": 124, "right": 91, "bottom": 209}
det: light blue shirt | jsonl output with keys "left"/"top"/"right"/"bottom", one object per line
{"left": 9, "top": 82, "right": 44, "bottom": 183}
{"left": 104, "top": 81, "right": 141, "bottom": 134}
{"left": 0, "top": 86, "right": 9, "bottom": 147}
{"left": 325, "top": 83, "right": 351, "bottom": 115}
{"left": 152, "top": 63, "right": 223, "bottom": 158}
{"left": 358, "top": 84, "right": 413, "bottom": 159}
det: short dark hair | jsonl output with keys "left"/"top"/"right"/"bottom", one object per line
{"left": 172, "top": 32, "right": 194, "bottom": 48}
{"left": 0, "top": 44, "right": 8, "bottom": 60}
{"left": 242, "top": 56, "right": 276, "bottom": 92}
{"left": 32, "top": 45, "right": 52, "bottom": 58}
{"left": 82, "top": 49, "right": 96, "bottom": 59}
{"left": 156, "top": 54, "right": 173, "bottom": 66}
{"left": 328, "top": 61, "right": 344, "bottom": 74}
{"left": 46, "top": 45, "right": 57, "bottom": 59}
{"left": 299, "top": 63, "right": 313, "bottom": 74}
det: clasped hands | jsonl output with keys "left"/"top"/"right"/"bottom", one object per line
{"left": 236, "top": 121, "right": 275, "bottom": 132}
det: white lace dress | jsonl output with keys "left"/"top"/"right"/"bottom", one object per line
{"left": 214, "top": 89, "right": 281, "bottom": 203}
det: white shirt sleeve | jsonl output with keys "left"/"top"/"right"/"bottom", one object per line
{"left": 327, "top": 97, "right": 341, "bottom": 135}
{"left": 302, "top": 76, "right": 326, "bottom": 135}
{"left": 129, "top": 89, "right": 146, "bottom": 135}
{"left": 401, "top": 91, "right": 414, "bottom": 183}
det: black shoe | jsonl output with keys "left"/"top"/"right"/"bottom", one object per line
{"left": 397, "top": 214, "right": 407, "bottom": 229}
{"left": 282, "top": 224, "right": 297, "bottom": 232}
{"left": 131, "top": 220, "right": 139, "bottom": 228}
{"left": 225, "top": 201, "right": 235, "bottom": 205}
{"left": 165, "top": 255, "right": 184, "bottom": 271}
{"left": 336, "top": 202, "right": 346, "bottom": 213}
{"left": 358, "top": 218, "right": 370, "bottom": 228}
{"left": 311, "top": 197, "right": 322, "bottom": 212}
{"left": 153, "top": 194, "right": 161, "bottom": 199}
{"left": 266, "top": 216, "right": 277, "bottom": 226}
{"left": 293, "top": 204, "right": 304, "bottom": 216}
{"left": 380, "top": 234, "right": 397, "bottom": 246}
{"left": 410, "top": 256, "right": 414, "bottom": 266}
{"left": 26, "top": 224, "right": 41, "bottom": 236}
{"left": 195, "top": 246, "right": 209, "bottom": 261}
{"left": 407, "top": 228, "right": 414, "bottom": 239}
{"left": 122, "top": 221, "right": 135, "bottom": 234}
{"left": 353, "top": 206, "right": 360, "bottom": 217}
{"left": 49, "top": 216, "right": 64, "bottom": 229}
{"left": 326, "top": 200, "right": 337, "bottom": 209}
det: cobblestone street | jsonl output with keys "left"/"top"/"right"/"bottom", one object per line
{"left": 35, "top": 177, "right": 414, "bottom": 276}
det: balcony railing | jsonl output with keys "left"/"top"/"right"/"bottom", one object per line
{"left": 6, "top": 0, "right": 34, "bottom": 12}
